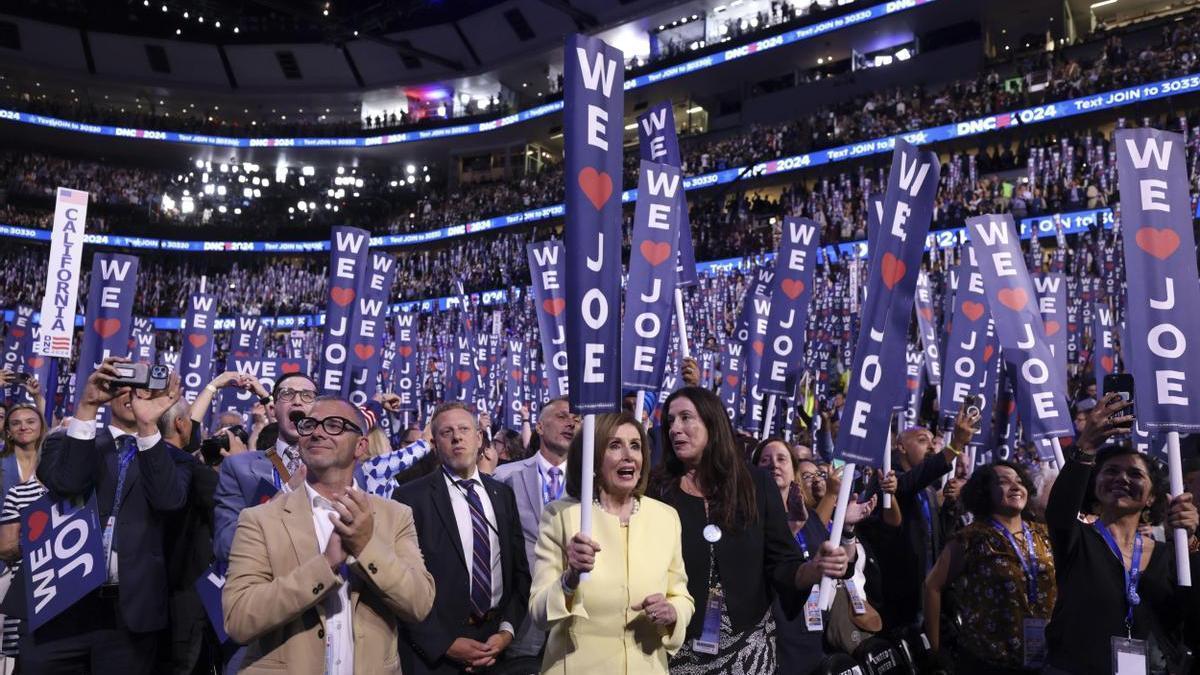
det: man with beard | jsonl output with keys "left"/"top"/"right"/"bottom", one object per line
{"left": 492, "top": 397, "right": 577, "bottom": 659}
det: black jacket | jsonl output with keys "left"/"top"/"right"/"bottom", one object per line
{"left": 654, "top": 467, "right": 805, "bottom": 638}
{"left": 37, "top": 427, "right": 193, "bottom": 633}
{"left": 394, "top": 469, "right": 530, "bottom": 672}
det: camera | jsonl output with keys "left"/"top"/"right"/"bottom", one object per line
{"left": 199, "top": 425, "right": 249, "bottom": 466}
{"left": 110, "top": 363, "right": 170, "bottom": 390}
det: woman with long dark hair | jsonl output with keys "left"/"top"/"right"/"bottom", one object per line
{"left": 924, "top": 460, "right": 1056, "bottom": 673}
{"left": 650, "top": 387, "right": 847, "bottom": 674}
{"left": 1043, "top": 393, "right": 1199, "bottom": 674}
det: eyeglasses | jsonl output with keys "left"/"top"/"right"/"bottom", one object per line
{"left": 296, "top": 416, "right": 363, "bottom": 437}
{"left": 800, "top": 471, "right": 828, "bottom": 482}
{"left": 276, "top": 388, "right": 317, "bottom": 403}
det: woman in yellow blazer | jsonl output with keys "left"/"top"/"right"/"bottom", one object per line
{"left": 529, "top": 411, "right": 694, "bottom": 674}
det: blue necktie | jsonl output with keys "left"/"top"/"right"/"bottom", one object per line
{"left": 459, "top": 479, "right": 493, "bottom": 618}
{"left": 110, "top": 435, "right": 138, "bottom": 552}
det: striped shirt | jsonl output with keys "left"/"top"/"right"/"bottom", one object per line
{"left": 0, "top": 479, "right": 48, "bottom": 656}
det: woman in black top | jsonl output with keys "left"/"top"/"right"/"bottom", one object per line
{"left": 1045, "top": 393, "right": 1199, "bottom": 674}
{"left": 649, "top": 387, "right": 848, "bottom": 675}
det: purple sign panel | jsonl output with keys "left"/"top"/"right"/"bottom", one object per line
{"left": 835, "top": 140, "right": 939, "bottom": 467}
{"left": 621, "top": 161, "right": 681, "bottom": 392}
{"left": 391, "top": 313, "right": 420, "bottom": 412}
{"left": 319, "top": 226, "right": 370, "bottom": 396}
{"left": 179, "top": 294, "right": 217, "bottom": 405}
{"left": 637, "top": 101, "right": 697, "bottom": 286}
{"left": 348, "top": 252, "right": 396, "bottom": 406}
{"left": 563, "top": 33, "right": 623, "bottom": 413}
{"left": 759, "top": 217, "right": 819, "bottom": 396}
{"left": 527, "top": 241, "right": 570, "bottom": 399}
{"left": 74, "top": 253, "right": 138, "bottom": 409}
{"left": 1115, "top": 128, "right": 1200, "bottom": 431}
{"left": 967, "top": 214, "right": 1073, "bottom": 440}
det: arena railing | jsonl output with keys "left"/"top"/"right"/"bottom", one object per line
{"left": 0, "top": 206, "right": 1115, "bottom": 330}
{"left": 0, "top": 69, "right": 1193, "bottom": 254}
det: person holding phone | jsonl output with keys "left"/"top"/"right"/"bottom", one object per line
{"left": 1043, "top": 393, "right": 1200, "bottom": 674}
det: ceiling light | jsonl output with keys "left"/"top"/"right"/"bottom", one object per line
{"left": 161, "top": 4, "right": 167, "bottom": 11}
{"left": 1090, "top": 0, "right": 1117, "bottom": 7}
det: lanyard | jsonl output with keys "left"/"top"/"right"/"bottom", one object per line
{"left": 1092, "top": 521, "right": 1143, "bottom": 633}
{"left": 794, "top": 528, "right": 810, "bottom": 559}
{"left": 990, "top": 519, "right": 1039, "bottom": 606}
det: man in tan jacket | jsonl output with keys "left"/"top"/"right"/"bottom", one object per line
{"left": 223, "top": 396, "right": 435, "bottom": 674}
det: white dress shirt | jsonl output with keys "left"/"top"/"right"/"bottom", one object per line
{"left": 442, "top": 469, "right": 513, "bottom": 636}
{"left": 304, "top": 481, "right": 354, "bottom": 675}
{"left": 65, "top": 417, "right": 158, "bottom": 584}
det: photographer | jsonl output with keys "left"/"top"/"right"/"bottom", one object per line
{"left": 29, "top": 357, "right": 193, "bottom": 672}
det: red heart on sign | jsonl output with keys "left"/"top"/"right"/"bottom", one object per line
{"left": 94, "top": 318, "right": 121, "bottom": 338}
{"left": 1044, "top": 320, "right": 1061, "bottom": 336}
{"left": 27, "top": 356, "right": 43, "bottom": 369}
{"left": 983, "top": 345, "right": 995, "bottom": 363}
{"left": 881, "top": 253, "right": 906, "bottom": 289}
{"left": 398, "top": 346, "right": 413, "bottom": 358}
{"left": 919, "top": 306, "right": 933, "bottom": 322}
{"left": 330, "top": 286, "right": 356, "bottom": 307}
{"left": 188, "top": 333, "right": 207, "bottom": 348}
{"left": 907, "top": 378, "right": 919, "bottom": 390}
{"left": 1101, "top": 355, "right": 1114, "bottom": 373}
{"left": 479, "top": 365, "right": 489, "bottom": 377}
{"left": 528, "top": 373, "right": 538, "bottom": 384}
{"left": 1135, "top": 227, "right": 1180, "bottom": 260}
{"left": 10, "top": 328, "right": 24, "bottom": 338}
{"left": 456, "top": 370, "right": 472, "bottom": 383}
{"left": 26, "top": 510, "right": 48, "bottom": 542}
{"left": 725, "top": 374, "right": 739, "bottom": 387}
{"left": 752, "top": 340, "right": 764, "bottom": 356}
{"left": 961, "top": 301, "right": 985, "bottom": 322}
{"left": 640, "top": 240, "right": 672, "bottom": 267}
{"left": 354, "top": 344, "right": 375, "bottom": 360}
{"left": 781, "top": 278, "right": 806, "bottom": 300}
{"left": 1007, "top": 400, "right": 1016, "bottom": 414}
{"left": 577, "top": 167, "right": 613, "bottom": 210}
{"left": 510, "top": 370, "right": 522, "bottom": 380}
{"left": 543, "top": 298, "right": 566, "bottom": 317}
{"left": 281, "top": 362, "right": 301, "bottom": 374}
{"left": 997, "top": 288, "right": 1028, "bottom": 312}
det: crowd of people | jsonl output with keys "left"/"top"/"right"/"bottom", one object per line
{"left": 0, "top": 115, "right": 1190, "bottom": 322}
{"left": 0, "top": 312, "right": 1196, "bottom": 675}
{"left": 1, "top": 5, "right": 1196, "bottom": 249}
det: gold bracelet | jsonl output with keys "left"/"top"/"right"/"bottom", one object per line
{"left": 946, "top": 444, "right": 964, "bottom": 457}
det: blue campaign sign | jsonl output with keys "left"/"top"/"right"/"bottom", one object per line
{"left": 22, "top": 492, "right": 106, "bottom": 630}
{"left": 195, "top": 562, "right": 232, "bottom": 644}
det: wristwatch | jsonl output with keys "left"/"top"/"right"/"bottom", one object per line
{"left": 258, "top": 393, "right": 273, "bottom": 405}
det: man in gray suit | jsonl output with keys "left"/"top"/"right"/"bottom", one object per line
{"left": 492, "top": 397, "right": 577, "bottom": 658}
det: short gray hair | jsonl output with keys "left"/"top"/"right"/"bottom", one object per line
{"left": 156, "top": 399, "right": 190, "bottom": 437}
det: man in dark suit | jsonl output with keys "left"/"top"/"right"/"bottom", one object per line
{"left": 395, "top": 402, "right": 530, "bottom": 674}
{"left": 29, "top": 357, "right": 193, "bottom": 673}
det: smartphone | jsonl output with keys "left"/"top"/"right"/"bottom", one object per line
{"left": 1102, "top": 373, "right": 1135, "bottom": 419}
{"left": 10, "top": 372, "right": 32, "bottom": 385}
{"left": 962, "top": 393, "right": 980, "bottom": 418}
{"left": 111, "top": 363, "right": 170, "bottom": 390}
